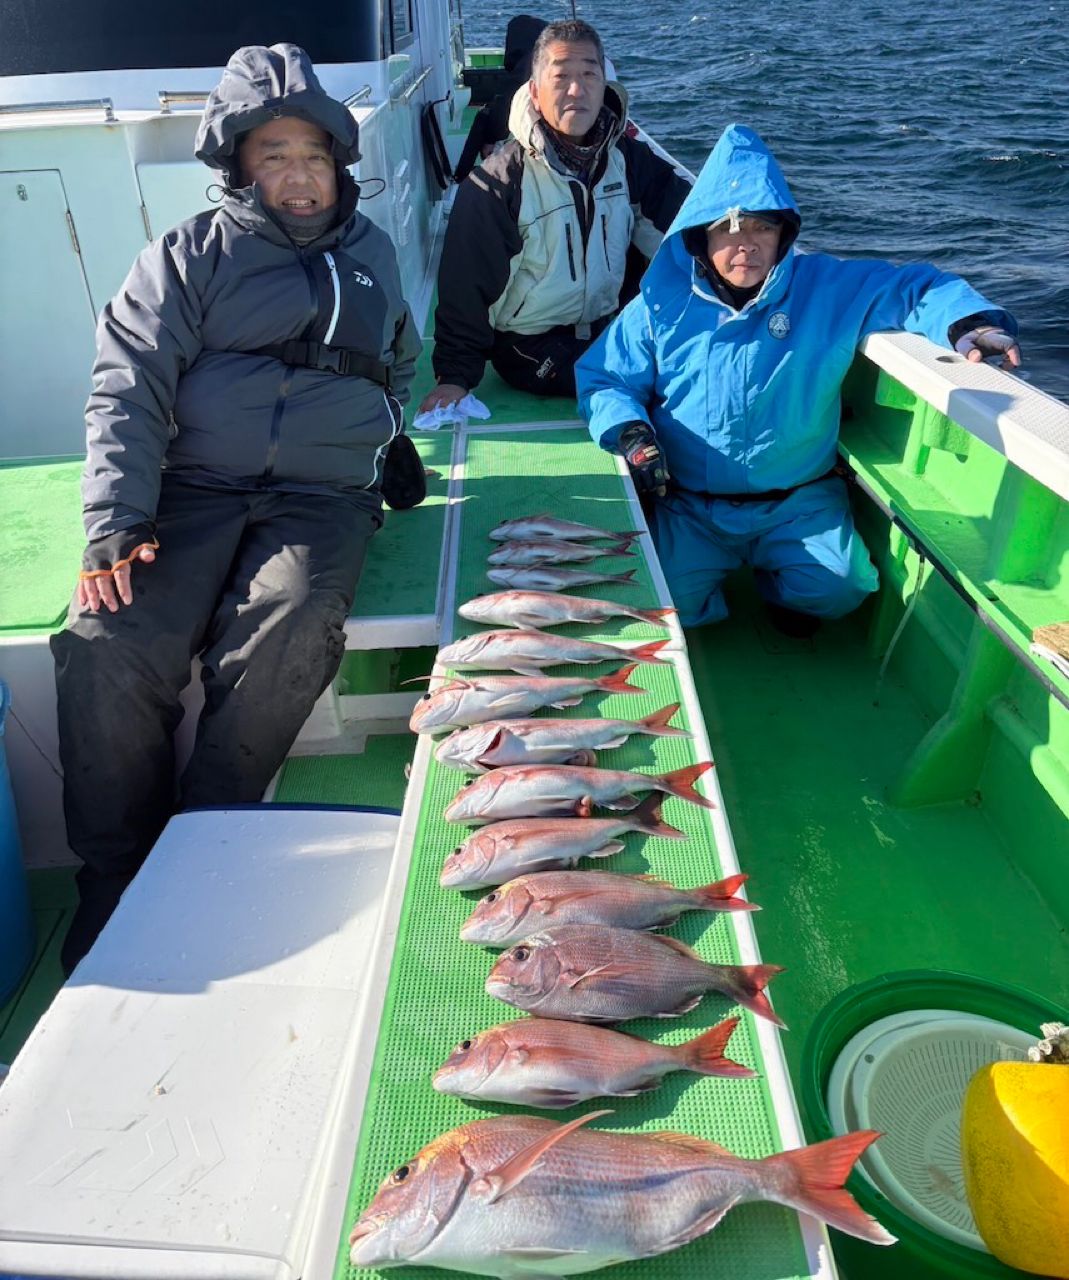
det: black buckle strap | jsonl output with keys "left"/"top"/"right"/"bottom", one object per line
{"left": 252, "top": 340, "right": 392, "bottom": 388}
{"left": 703, "top": 465, "right": 844, "bottom": 505}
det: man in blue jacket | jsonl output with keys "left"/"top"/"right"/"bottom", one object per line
{"left": 576, "top": 124, "right": 1020, "bottom": 634}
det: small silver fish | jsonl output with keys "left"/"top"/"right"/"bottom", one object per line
{"left": 410, "top": 665, "right": 647, "bottom": 734}
{"left": 460, "top": 870, "right": 757, "bottom": 946}
{"left": 490, "top": 514, "right": 643, "bottom": 542}
{"left": 435, "top": 705, "right": 689, "bottom": 772}
{"left": 432, "top": 1015, "right": 754, "bottom": 1108}
{"left": 487, "top": 566, "right": 639, "bottom": 591}
{"left": 444, "top": 761, "right": 714, "bottom": 824}
{"left": 486, "top": 923, "right": 785, "bottom": 1025}
{"left": 459, "top": 590, "right": 673, "bottom": 630}
{"left": 487, "top": 538, "right": 635, "bottom": 566}
{"left": 439, "top": 794, "right": 686, "bottom": 890}
{"left": 349, "top": 1113, "right": 894, "bottom": 1273}
{"left": 436, "top": 630, "right": 670, "bottom": 678}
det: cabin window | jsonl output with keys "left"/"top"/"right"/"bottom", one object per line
{"left": 389, "top": 0, "right": 415, "bottom": 51}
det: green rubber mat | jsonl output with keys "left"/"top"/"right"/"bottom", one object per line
{"left": 334, "top": 427, "right": 815, "bottom": 1279}
{"left": 273, "top": 735, "right": 415, "bottom": 811}
{"left": 452, "top": 428, "right": 670, "bottom": 645}
{"left": 351, "top": 434, "right": 452, "bottom": 621}
{"left": 0, "top": 458, "right": 83, "bottom": 634}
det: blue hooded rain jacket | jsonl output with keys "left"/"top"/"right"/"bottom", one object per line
{"left": 577, "top": 123, "right": 1014, "bottom": 494}
{"left": 575, "top": 124, "right": 1014, "bottom": 624}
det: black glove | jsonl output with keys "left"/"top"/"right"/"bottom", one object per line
{"left": 79, "top": 523, "right": 158, "bottom": 579}
{"left": 617, "top": 421, "right": 669, "bottom": 499}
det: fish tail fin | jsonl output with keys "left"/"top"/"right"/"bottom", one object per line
{"left": 718, "top": 963, "right": 786, "bottom": 1026}
{"left": 606, "top": 569, "right": 638, "bottom": 585}
{"left": 759, "top": 1131, "right": 897, "bottom": 1245}
{"left": 628, "top": 793, "right": 687, "bottom": 839}
{"left": 608, "top": 536, "right": 638, "bottom": 556}
{"left": 658, "top": 762, "right": 716, "bottom": 808}
{"left": 638, "top": 702, "right": 689, "bottom": 736}
{"left": 679, "top": 1016, "right": 755, "bottom": 1079}
{"left": 598, "top": 663, "right": 648, "bottom": 696}
{"left": 631, "top": 639, "right": 671, "bottom": 665}
{"left": 692, "top": 872, "right": 759, "bottom": 913}
{"left": 634, "top": 606, "right": 677, "bottom": 625}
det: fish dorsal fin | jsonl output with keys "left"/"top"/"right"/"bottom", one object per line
{"left": 650, "top": 1130, "right": 734, "bottom": 1158}
{"left": 469, "top": 1110, "right": 613, "bottom": 1204}
{"left": 649, "top": 933, "right": 703, "bottom": 961}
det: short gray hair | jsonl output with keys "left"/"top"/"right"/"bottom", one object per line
{"left": 530, "top": 20, "right": 606, "bottom": 79}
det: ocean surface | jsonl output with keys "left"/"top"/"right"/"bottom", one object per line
{"left": 462, "top": 0, "right": 1069, "bottom": 401}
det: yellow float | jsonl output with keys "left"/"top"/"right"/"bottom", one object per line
{"left": 961, "top": 1022, "right": 1069, "bottom": 1277}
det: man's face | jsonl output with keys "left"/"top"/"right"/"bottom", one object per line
{"left": 705, "top": 216, "right": 781, "bottom": 287}
{"left": 529, "top": 40, "right": 606, "bottom": 138}
{"left": 239, "top": 115, "right": 338, "bottom": 215}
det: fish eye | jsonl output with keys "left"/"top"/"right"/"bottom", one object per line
{"left": 459, "top": 1038, "right": 473, "bottom": 1051}
{"left": 450, "top": 846, "right": 461, "bottom": 857}
{"left": 511, "top": 946, "right": 530, "bottom": 962}
{"left": 392, "top": 1164, "right": 411, "bottom": 1183}
{"left": 421, "top": 693, "right": 431, "bottom": 701}
{"left": 485, "top": 892, "right": 498, "bottom": 903}
{"left": 462, "top": 779, "right": 474, "bottom": 788}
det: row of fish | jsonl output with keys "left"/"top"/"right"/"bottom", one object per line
{"left": 353, "top": 513, "right": 893, "bottom": 1273}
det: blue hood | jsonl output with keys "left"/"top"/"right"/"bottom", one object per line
{"left": 649, "top": 124, "right": 801, "bottom": 292}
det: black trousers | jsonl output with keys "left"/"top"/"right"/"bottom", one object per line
{"left": 51, "top": 478, "right": 379, "bottom": 974}
{"left": 490, "top": 326, "right": 600, "bottom": 398}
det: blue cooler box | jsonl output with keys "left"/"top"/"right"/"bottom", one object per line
{"left": 0, "top": 682, "right": 33, "bottom": 1005}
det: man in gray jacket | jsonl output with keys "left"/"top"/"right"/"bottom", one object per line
{"left": 51, "top": 44, "right": 420, "bottom": 974}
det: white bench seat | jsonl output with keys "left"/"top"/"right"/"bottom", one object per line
{"left": 0, "top": 806, "right": 400, "bottom": 1280}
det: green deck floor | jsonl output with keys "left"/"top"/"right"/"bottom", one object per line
{"left": 688, "top": 578, "right": 1069, "bottom": 1086}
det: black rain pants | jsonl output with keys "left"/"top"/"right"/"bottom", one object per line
{"left": 51, "top": 477, "right": 379, "bottom": 974}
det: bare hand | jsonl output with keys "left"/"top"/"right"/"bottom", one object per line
{"left": 78, "top": 544, "right": 156, "bottom": 613}
{"left": 419, "top": 383, "right": 468, "bottom": 414}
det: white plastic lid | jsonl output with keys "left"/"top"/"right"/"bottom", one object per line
{"left": 826, "top": 1008, "right": 1032, "bottom": 1251}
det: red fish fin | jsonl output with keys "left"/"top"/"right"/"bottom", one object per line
{"left": 691, "top": 873, "right": 759, "bottom": 913}
{"left": 650, "top": 1130, "right": 735, "bottom": 1158}
{"left": 638, "top": 703, "right": 687, "bottom": 735}
{"left": 470, "top": 1110, "right": 614, "bottom": 1204}
{"left": 717, "top": 963, "right": 787, "bottom": 1028}
{"left": 597, "top": 663, "right": 648, "bottom": 696}
{"left": 759, "top": 1131, "right": 897, "bottom": 1246}
{"left": 607, "top": 537, "right": 637, "bottom": 556}
{"left": 658, "top": 762, "right": 716, "bottom": 809}
{"left": 631, "top": 639, "right": 671, "bottom": 665}
{"left": 678, "top": 1016, "right": 756, "bottom": 1079}
{"left": 630, "top": 873, "right": 675, "bottom": 888}
{"left": 607, "top": 569, "right": 638, "bottom": 585}
{"left": 627, "top": 794, "right": 687, "bottom": 840}
{"left": 637, "top": 606, "right": 677, "bottom": 625}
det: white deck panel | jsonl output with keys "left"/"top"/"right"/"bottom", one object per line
{"left": 0, "top": 807, "right": 400, "bottom": 1279}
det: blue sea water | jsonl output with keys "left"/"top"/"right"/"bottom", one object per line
{"left": 462, "top": 0, "right": 1069, "bottom": 400}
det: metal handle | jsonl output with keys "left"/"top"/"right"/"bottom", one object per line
{"left": 344, "top": 84, "right": 374, "bottom": 106}
{"left": 158, "top": 90, "right": 209, "bottom": 114}
{"left": 392, "top": 67, "right": 432, "bottom": 104}
{"left": 0, "top": 97, "right": 115, "bottom": 122}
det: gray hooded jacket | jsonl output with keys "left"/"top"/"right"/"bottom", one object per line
{"left": 82, "top": 44, "right": 420, "bottom": 539}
